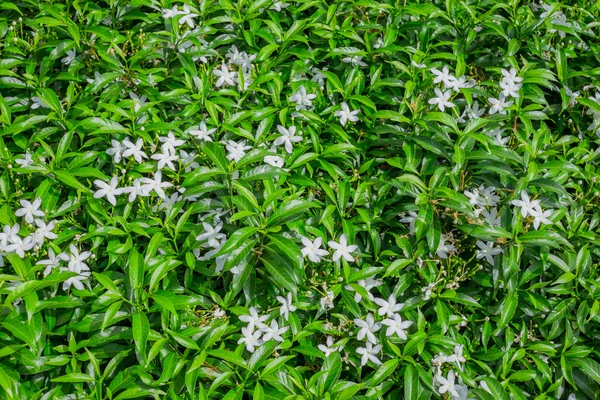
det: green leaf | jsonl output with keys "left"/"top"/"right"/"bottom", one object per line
{"left": 371, "top": 358, "right": 399, "bottom": 386}
{"left": 51, "top": 373, "right": 95, "bottom": 383}
{"left": 267, "top": 199, "right": 317, "bottom": 227}
{"left": 133, "top": 311, "right": 149, "bottom": 363}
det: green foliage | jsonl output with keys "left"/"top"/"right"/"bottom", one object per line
{"left": 1, "top": 0, "right": 600, "bottom": 399}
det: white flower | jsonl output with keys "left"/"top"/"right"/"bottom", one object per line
{"left": 341, "top": 56, "right": 367, "bottom": 68}
{"left": 38, "top": 248, "right": 69, "bottom": 276}
{"left": 449, "top": 76, "right": 470, "bottom": 92}
{"left": 264, "top": 155, "right": 284, "bottom": 168}
{"left": 488, "top": 93, "right": 513, "bottom": 115}
{"left": 61, "top": 49, "right": 76, "bottom": 65}
{"left": 334, "top": 102, "right": 360, "bottom": 127}
{"left": 318, "top": 336, "right": 341, "bottom": 357}
{"left": 66, "top": 244, "right": 92, "bottom": 272}
{"left": 178, "top": 4, "right": 199, "bottom": 28}
{"left": 259, "top": 320, "right": 289, "bottom": 342}
{"left": 511, "top": 191, "right": 541, "bottom": 218}
{"left": 430, "top": 66, "right": 457, "bottom": 88}
{"left": 15, "top": 198, "right": 45, "bottom": 224}
{"left": 225, "top": 140, "right": 252, "bottom": 162}
{"left": 399, "top": 211, "right": 418, "bottom": 235}
{"left": 436, "top": 235, "right": 456, "bottom": 259}
{"left": 93, "top": 176, "right": 124, "bottom": 206}
{"left": 311, "top": 67, "right": 326, "bottom": 86}
{"left": 151, "top": 144, "right": 179, "bottom": 170}
{"left": 356, "top": 342, "right": 382, "bottom": 366}
{"left": 4, "top": 235, "right": 34, "bottom": 258}
{"left": 320, "top": 290, "right": 335, "bottom": 310}
{"left": 188, "top": 121, "right": 215, "bottom": 142}
{"left": 500, "top": 77, "right": 522, "bottom": 98}
{"left": 300, "top": 236, "right": 329, "bottom": 263}
{"left": 345, "top": 277, "right": 382, "bottom": 303}
{"left": 122, "top": 138, "right": 148, "bottom": 164}
{"left": 476, "top": 241, "right": 503, "bottom": 265}
{"left": 106, "top": 139, "right": 126, "bottom": 163}
{"left": 129, "top": 92, "right": 147, "bottom": 113}
{"left": 122, "top": 179, "right": 148, "bottom": 203}
{"left": 214, "top": 64, "right": 238, "bottom": 88}
{"left": 381, "top": 313, "right": 413, "bottom": 339}
{"left": 3, "top": 224, "right": 21, "bottom": 244}
{"left": 328, "top": 234, "right": 358, "bottom": 262}
{"left": 289, "top": 86, "right": 317, "bottom": 111}
{"left": 437, "top": 370, "right": 459, "bottom": 398}
{"left": 15, "top": 152, "right": 34, "bottom": 167}
{"left": 354, "top": 313, "right": 381, "bottom": 344}
{"left": 373, "top": 294, "right": 404, "bottom": 317}
{"left": 139, "top": 171, "right": 173, "bottom": 199}
{"left": 501, "top": 68, "right": 523, "bottom": 84}
{"left": 30, "top": 96, "right": 48, "bottom": 109}
{"left": 269, "top": 1, "right": 289, "bottom": 11}
{"left": 237, "top": 325, "right": 262, "bottom": 353}
{"left": 428, "top": 88, "right": 455, "bottom": 112}
{"left": 276, "top": 292, "right": 296, "bottom": 321}
{"left": 464, "top": 188, "right": 485, "bottom": 208}
{"left": 34, "top": 219, "right": 57, "bottom": 241}
{"left": 446, "top": 344, "right": 467, "bottom": 370}
{"left": 274, "top": 125, "right": 302, "bottom": 154}
{"left": 482, "top": 207, "right": 501, "bottom": 226}
{"left": 179, "top": 150, "right": 199, "bottom": 172}
{"left": 531, "top": 206, "right": 553, "bottom": 230}
{"left": 162, "top": 5, "right": 181, "bottom": 19}
{"left": 239, "top": 307, "right": 269, "bottom": 330}
{"left": 61, "top": 263, "right": 91, "bottom": 291}
{"left": 196, "top": 221, "right": 226, "bottom": 248}
{"left": 159, "top": 132, "right": 186, "bottom": 152}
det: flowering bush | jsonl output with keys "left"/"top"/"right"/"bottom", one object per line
{"left": 1, "top": 0, "right": 600, "bottom": 399}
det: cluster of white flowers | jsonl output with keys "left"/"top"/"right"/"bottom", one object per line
{"left": 428, "top": 65, "right": 475, "bottom": 112}
{"left": 237, "top": 306, "right": 289, "bottom": 353}
{"left": 511, "top": 192, "right": 553, "bottom": 230}
{"left": 301, "top": 234, "right": 358, "bottom": 264}
{"left": 0, "top": 199, "right": 56, "bottom": 261}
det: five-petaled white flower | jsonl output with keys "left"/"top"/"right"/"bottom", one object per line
{"left": 328, "top": 234, "right": 358, "bottom": 262}
{"left": 196, "top": 221, "right": 226, "bottom": 248}
{"left": 289, "top": 86, "right": 317, "bottom": 111}
{"left": 531, "top": 206, "right": 553, "bottom": 229}
{"left": 178, "top": 4, "right": 199, "bottom": 29}
{"left": 139, "top": 171, "right": 173, "bottom": 199}
{"left": 318, "top": 335, "right": 341, "bottom": 357}
{"left": 476, "top": 241, "right": 503, "bottom": 265}
{"left": 428, "top": 88, "right": 455, "bottom": 112}
{"left": 373, "top": 294, "right": 404, "bottom": 317}
{"left": 356, "top": 342, "right": 382, "bottom": 366}
{"left": 274, "top": 125, "right": 302, "bottom": 154}
{"left": 214, "top": 64, "right": 238, "bottom": 88}
{"left": 488, "top": 93, "right": 513, "bottom": 115}
{"left": 381, "top": 313, "right": 413, "bottom": 339}
{"left": 239, "top": 307, "right": 269, "bottom": 330}
{"left": 354, "top": 313, "right": 381, "bottom": 344}
{"left": 276, "top": 292, "right": 297, "bottom": 321}
{"left": 334, "top": 102, "right": 360, "bottom": 126}
{"left": 237, "top": 325, "right": 262, "bottom": 353}
{"left": 437, "top": 370, "right": 459, "bottom": 398}
{"left": 94, "top": 176, "right": 124, "bottom": 206}
{"left": 15, "top": 198, "right": 45, "bottom": 224}
{"left": 300, "top": 236, "right": 329, "bottom": 263}
{"left": 122, "top": 138, "right": 148, "bottom": 164}
{"left": 188, "top": 121, "right": 216, "bottom": 142}
{"left": 511, "top": 191, "right": 541, "bottom": 218}
{"left": 260, "top": 320, "right": 288, "bottom": 342}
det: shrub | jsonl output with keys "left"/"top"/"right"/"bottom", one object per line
{"left": 0, "top": 0, "right": 600, "bottom": 399}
